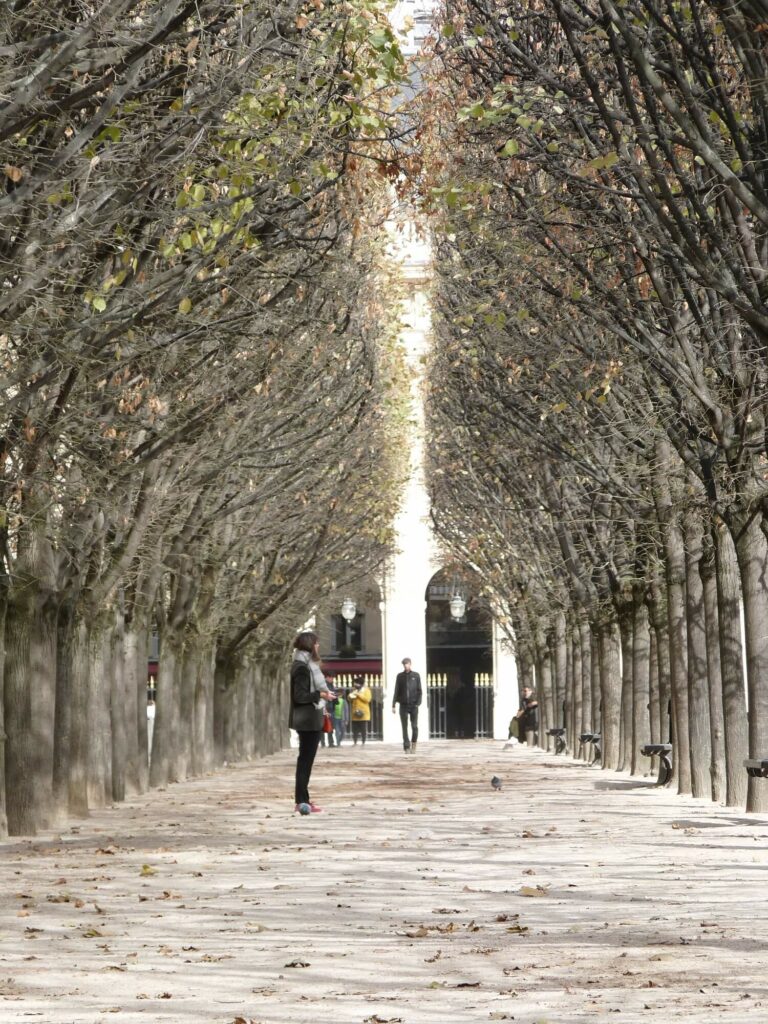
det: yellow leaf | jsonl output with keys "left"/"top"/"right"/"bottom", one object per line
{"left": 178, "top": 297, "right": 192, "bottom": 314}
{"left": 519, "top": 885, "right": 549, "bottom": 897}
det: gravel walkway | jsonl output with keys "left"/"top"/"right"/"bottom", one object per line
{"left": 1, "top": 740, "right": 767, "bottom": 1023}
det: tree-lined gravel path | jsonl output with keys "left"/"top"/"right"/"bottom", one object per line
{"left": 1, "top": 741, "right": 767, "bottom": 1023}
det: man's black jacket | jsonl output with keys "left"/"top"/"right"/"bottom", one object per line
{"left": 393, "top": 670, "right": 422, "bottom": 708}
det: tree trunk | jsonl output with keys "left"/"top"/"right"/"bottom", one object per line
{"left": 236, "top": 662, "right": 250, "bottom": 762}
{"left": 732, "top": 513, "right": 768, "bottom": 812}
{"left": 647, "top": 619, "right": 659, "bottom": 776}
{"left": 203, "top": 647, "right": 216, "bottom": 772}
{"left": 537, "top": 633, "right": 553, "bottom": 749}
{"left": 29, "top": 599, "right": 57, "bottom": 828}
{"left": 701, "top": 532, "right": 726, "bottom": 803}
{"left": 242, "top": 661, "right": 257, "bottom": 761}
{"left": 649, "top": 584, "right": 672, "bottom": 744}
{"left": 654, "top": 442, "right": 691, "bottom": 793}
{"left": 590, "top": 627, "right": 600, "bottom": 740}
{"left": 67, "top": 617, "right": 90, "bottom": 817}
{"left": 618, "top": 606, "right": 633, "bottom": 772}
{"left": 571, "top": 620, "right": 582, "bottom": 759}
{"left": 664, "top": 522, "right": 692, "bottom": 794}
{"left": 556, "top": 614, "right": 569, "bottom": 752}
{"left": 87, "top": 626, "right": 113, "bottom": 809}
{"left": 122, "top": 619, "right": 147, "bottom": 796}
{"left": 579, "top": 616, "right": 592, "bottom": 739}
{"left": 0, "top": 591, "right": 9, "bottom": 837}
{"left": 110, "top": 607, "right": 127, "bottom": 804}
{"left": 52, "top": 604, "right": 74, "bottom": 826}
{"left": 175, "top": 636, "right": 198, "bottom": 782}
{"left": 632, "top": 597, "right": 651, "bottom": 776}
{"left": 150, "top": 631, "right": 182, "bottom": 787}
{"left": 4, "top": 590, "right": 37, "bottom": 834}
{"left": 598, "top": 617, "right": 621, "bottom": 770}
{"left": 214, "top": 657, "right": 233, "bottom": 767}
{"left": 649, "top": 581, "right": 672, "bottom": 781}
{"left": 714, "top": 522, "right": 748, "bottom": 807}
{"left": 684, "top": 506, "right": 712, "bottom": 800}
{"left": 260, "top": 655, "right": 288, "bottom": 755}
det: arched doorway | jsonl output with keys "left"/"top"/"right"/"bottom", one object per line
{"left": 425, "top": 570, "right": 493, "bottom": 739}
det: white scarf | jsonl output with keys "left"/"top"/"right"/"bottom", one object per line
{"left": 294, "top": 649, "right": 326, "bottom": 709}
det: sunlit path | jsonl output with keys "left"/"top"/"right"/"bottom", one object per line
{"left": 1, "top": 742, "right": 766, "bottom": 1023}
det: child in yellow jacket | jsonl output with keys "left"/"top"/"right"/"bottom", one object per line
{"left": 348, "top": 676, "right": 372, "bottom": 745}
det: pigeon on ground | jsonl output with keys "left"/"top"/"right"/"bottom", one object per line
{"left": 491, "top": 775, "right": 502, "bottom": 791}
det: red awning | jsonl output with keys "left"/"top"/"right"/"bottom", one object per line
{"left": 322, "top": 658, "right": 382, "bottom": 675}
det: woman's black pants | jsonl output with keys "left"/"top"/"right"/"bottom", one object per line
{"left": 295, "top": 730, "right": 321, "bottom": 804}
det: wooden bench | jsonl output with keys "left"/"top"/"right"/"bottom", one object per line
{"left": 579, "top": 732, "right": 601, "bottom": 765}
{"left": 744, "top": 759, "right": 768, "bottom": 778}
{"left": 641, "top": 742, "right": 673, "bottom": 785}
{"left": 547, "top": 728, "right": 566, "bottom": 755}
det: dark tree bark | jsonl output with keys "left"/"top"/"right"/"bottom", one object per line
{"left": 684, "top": 505, "right": 713, "bottom": 800}
{"left": 713, "top": 523, "right": 748, "bottom": 807}
{"left": 700, "top": 531, "right": 726, "bottom": 803}
{"left": 598, "top": 617, "right": 622, "bottom": 770}
{"left": 618, "top": 605, "right": 634, "bottom": 772}
{"left": 632, "top": 596, "right": 651, "bottom": 776}
{"left": 732, "top": 514, "right": 768, "bottom": 812}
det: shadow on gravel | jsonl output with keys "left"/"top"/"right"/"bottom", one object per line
{"left": 670, "top": 816, "right": 768, "bottom": 829}
{"left": 593, "top": 779, "right": 657, "bottom": 791}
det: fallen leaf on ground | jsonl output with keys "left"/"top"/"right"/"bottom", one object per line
{"left": 518, "top": 885, "right": 549, "bottom": 897}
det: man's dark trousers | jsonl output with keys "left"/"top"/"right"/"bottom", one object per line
{"left": 399, "top": 705, "right": 419, "bottom": 750}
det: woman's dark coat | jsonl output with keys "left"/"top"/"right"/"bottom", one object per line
{"left": 289, "top": 660, "right": 324, "bottom": 731}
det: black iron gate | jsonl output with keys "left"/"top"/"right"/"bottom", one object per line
{"left": 473, "top": 672, "right": 494, "bottom": 738}
{"left": 427, "top": 673, "right": 447, "bottom": 738}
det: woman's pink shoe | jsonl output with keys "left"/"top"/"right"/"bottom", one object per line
{"left": 308, "top": 802, "right": 324, "bottom": 813}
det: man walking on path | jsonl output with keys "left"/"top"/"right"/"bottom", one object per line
{"left": 392, "top": 657, "right": 422, "bottom": 753}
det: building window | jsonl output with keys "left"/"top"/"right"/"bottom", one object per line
{"left": 332, "top": 614, "right": 363, "bottom": 654}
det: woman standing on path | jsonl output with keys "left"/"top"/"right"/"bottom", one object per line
{"left": 290, "top": 632, "right": 336, "bottom": 812}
